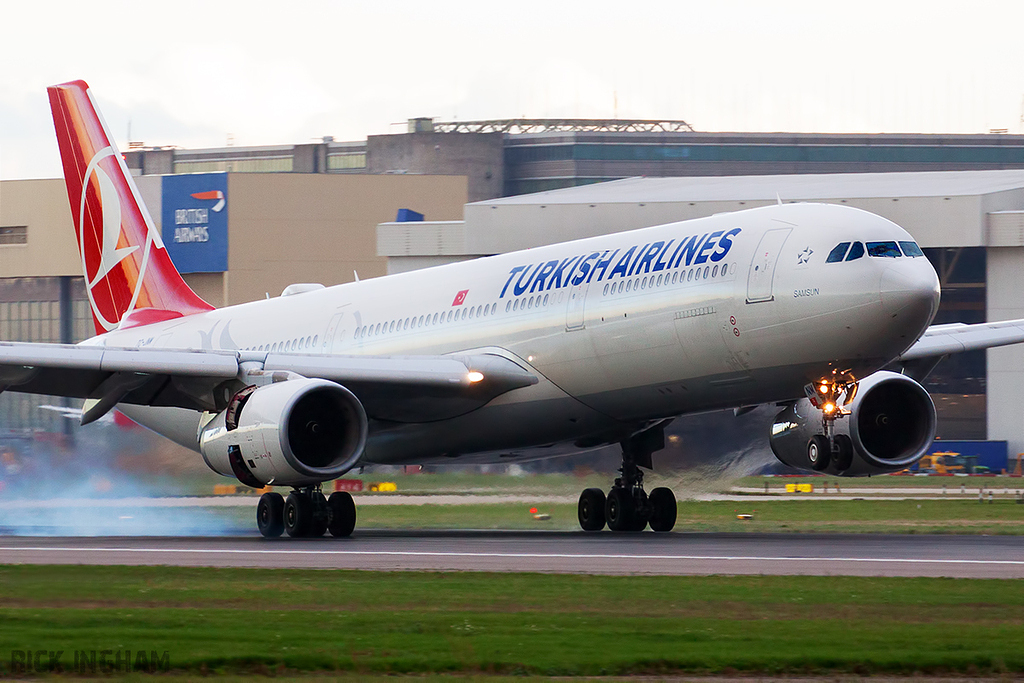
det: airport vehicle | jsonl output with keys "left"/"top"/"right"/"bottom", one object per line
{"left": 5, "top": 80, "right": 1024, "bottom": 537}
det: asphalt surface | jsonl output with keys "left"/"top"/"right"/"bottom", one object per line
{"left": 0, "top": 531, "right": 1021, "bottom": 578}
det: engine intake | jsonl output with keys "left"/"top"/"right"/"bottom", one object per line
{"left": 770, "top": 371, "right": 936, "bottom": 476}
{"left": 200, "top": 378, "right": 368, "bottom": 486}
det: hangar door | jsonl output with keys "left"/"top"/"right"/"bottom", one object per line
{"left": 746, "top": 228, "right": 791, "bottom": 303}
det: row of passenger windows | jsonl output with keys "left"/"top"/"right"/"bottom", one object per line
{"left": 251, "top": 261, "right": 738, "bottom": 351}
{"left": 355, "top": 303, "right": 499, "bottom": 340}
{"left": 826, "top": 240, "right": 924, "bottom": 263}
{"left": 243, "top": 335, "right": 319, "bottom": 353}
{"left": 601, "top": 262, "right": 734, "bottom": 296}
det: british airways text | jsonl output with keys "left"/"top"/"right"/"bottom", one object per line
{"left": 499, "top": 228, "right": 741, "bottom": 299}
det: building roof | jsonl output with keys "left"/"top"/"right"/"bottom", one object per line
{"left": 474, "top": 169, "right": 1024, "bottom": 206}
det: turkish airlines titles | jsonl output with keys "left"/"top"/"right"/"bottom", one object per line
{"left": 499, "top": 228, "right": 742, "bottom": 299}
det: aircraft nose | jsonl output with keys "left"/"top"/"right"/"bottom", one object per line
{"left": 879, "top": 264, "right": 940, "bottom": 335}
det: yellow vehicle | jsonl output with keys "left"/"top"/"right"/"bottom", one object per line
{"left": 918, "top": 452, "right": 981, "bottom": 474}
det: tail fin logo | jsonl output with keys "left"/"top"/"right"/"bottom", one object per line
{"left": 78, "top": 145, "right": 159, "bottom": 332}
{"left": 81, "top": 147, "right": 138, "bottom": 289}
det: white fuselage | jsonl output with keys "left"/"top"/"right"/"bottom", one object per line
{"left": 108, "top": 203, "right": 940, "bottom": 465}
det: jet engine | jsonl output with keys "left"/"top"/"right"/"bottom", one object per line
{"left": 199, "top": 378, "right": 368, "bottom": 487}
{"left": 769, "top": 371, "right": 936, "bottom": 476}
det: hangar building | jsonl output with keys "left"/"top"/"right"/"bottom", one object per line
{"left": 124, "top": 121, "right": 1024, "bottom": 200}
{"left": 7, "top": 117, "right": 1024, "bottom": 461}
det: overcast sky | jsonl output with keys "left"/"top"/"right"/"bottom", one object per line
{"left": 3, "top": 0, "right": 1024, "bottom": 180}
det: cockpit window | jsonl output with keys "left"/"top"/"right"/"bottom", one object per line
{"left": 867, "top": 241, "right": 901, "bottom": 258}
{"left": 899, "top": 241, "right": 924, "bottom": 257}
{"left": 846, "top": 242, "right": 865, "bottom": 261}
{"left": 826, "top": 242, "right": 851, "bottom": 263}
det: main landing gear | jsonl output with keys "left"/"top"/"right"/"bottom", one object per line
{"left": 256, "top": 485, "right": 357, "bottom": 538}
{"left": 805, "top": 377, "right": 855, "bottom": 473}
{"left": 577, "top": 426, "right": 677, "bottom": 533}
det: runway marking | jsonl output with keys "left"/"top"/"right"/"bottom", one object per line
{"left": 1, "top": 547, "right": 1022, "bottom": 566}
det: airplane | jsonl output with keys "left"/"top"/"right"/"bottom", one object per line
{"left": 4, "top": 79, "right": 1024, "bottom": 538}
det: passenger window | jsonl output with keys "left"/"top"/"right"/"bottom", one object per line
{"left": 826, "top": 242, "right": 851, "bottom": 263}
{"left": 704, "top": 266, "right": 710, "bottom": 279}
{"left": 543, "top": 294, "right": 549, "bottom": 305}
{"left": 867, "top": 241, "right": 901, "bottom": 258}
{"left": 618, "top": 281, "right": 624, "bottom": 293}
{"left": 846, "top": 242, "right": 865, "bottom": 261}
{"left": 506, "top": 301, "right": 511, "bottom": 312}
{"left": 625, "top": 280, "right": 632, "bottom": 292}
{"left": 461, "top": 308, "right": 468, "bottom": 320}
{"left": 313, "top": 335, "right": 318, "bottom": 347}
{"left": 899, "top": 241, "right": 924, "bottom": 257}
{"left": 687, "top": 269, "right": 694, "bottom": 282}
{"left": 657, "top": 274, "right": 663, "bottom": 286}
{"left": 712, "top": 265, "right": 718, "bottom": 277}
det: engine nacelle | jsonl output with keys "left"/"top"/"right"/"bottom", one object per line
{"left": 769, "top": 371, "right": 936, "bottom": 476}
{"left": 199, "top": 378, "right": 368, "bottom": 487}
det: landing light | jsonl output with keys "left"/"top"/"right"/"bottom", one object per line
{"left": 822, "top": 402, "right": 836, "bottom": 414}
{"left": 468, "top": 371, "right": 484, "bottom": 383}
{"left": 819, "top": 383, "right": 829, "bottom": 394}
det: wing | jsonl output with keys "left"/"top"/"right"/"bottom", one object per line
{"left": 0, "top": 342, "right": 537, "bottom": 424}
{"left": 898, "top": 319, "right": 1024, "bottom": 360}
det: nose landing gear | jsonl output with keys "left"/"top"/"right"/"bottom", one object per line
{"left": 805, "top": 376, "right": 855, "bottom": 472}
{"left": 577, "top": 425, "right": 677, "bottom": 533}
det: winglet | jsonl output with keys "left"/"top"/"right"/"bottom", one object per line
{"left": 47, "top": 80, "right": 214, "bottom": 335}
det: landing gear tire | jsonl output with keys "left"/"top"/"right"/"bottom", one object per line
{"left": 578, "top": 488, "right": 606, "bottom": 531}
{"left": 808, "top": 434, "right": 831, "bottom": 471}
{"left": 284, "top": 492, "right": 313, "bottom": 538}
{"left": 648, "top": 487, "right": 677, "bottom": 532}
{"left": 328, "top": 491, "right": 357, "bottom": 537}
{"left": 256, "top": 492, "right": 284, "bottom": 538}
{"left": 832, "top": 434, "right": 853, "bottom": 472}
{"left": 606, "top": 487, "right": 637, "bottom": 532}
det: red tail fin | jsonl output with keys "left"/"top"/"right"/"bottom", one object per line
{"left": 47, "top": 80, "right": 214, "bottom": 335}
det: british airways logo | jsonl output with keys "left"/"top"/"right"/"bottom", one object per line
{"left": 499, "top": 228, "right": 741, "bottom": 299}
{"left": 172, "top": 190, "right": 226, "bottom": 243}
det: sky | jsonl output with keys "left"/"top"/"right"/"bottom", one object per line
{"left": 3, "top": 0, "right": 1024, "bottom": 180}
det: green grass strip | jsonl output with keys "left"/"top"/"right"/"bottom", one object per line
{"left": 0, "top": 566, "right": 1020, "bottom": 676}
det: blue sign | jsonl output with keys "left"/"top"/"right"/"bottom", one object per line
{"left": 161, "top": 173, "right": 228, "bottom": 273}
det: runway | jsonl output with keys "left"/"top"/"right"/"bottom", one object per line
{"left": 0, "top": 531, "right": 1021, "bottom": 578}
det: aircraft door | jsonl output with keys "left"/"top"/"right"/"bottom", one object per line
{"left": 322, "top": 312, "right": 345, "bottom": 354}
{"left": 565, "top": 283, "right": 589, "bottom": 331}
{"left": 746, "top": 228, "right": 792, "bottom": 303}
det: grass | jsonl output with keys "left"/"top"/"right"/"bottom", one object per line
{"left": 0, "top": 566, "right": 1021, "bottom": 676}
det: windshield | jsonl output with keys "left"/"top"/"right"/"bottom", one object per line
{"left": 866, "top": 241, "right": 901, "bottom": 258}
{"left": 899, "top": 241, "right": 924, "bottom": 257}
